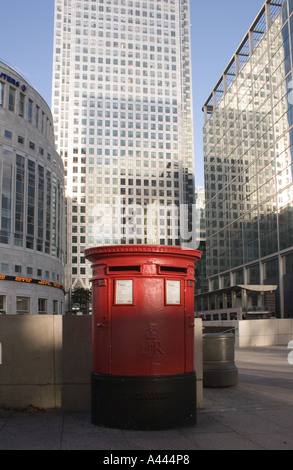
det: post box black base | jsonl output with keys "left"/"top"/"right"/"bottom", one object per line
{"left": 91, "top": 372, "right": 197, "bottom": 430}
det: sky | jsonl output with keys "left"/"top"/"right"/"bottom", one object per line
{"left": 0, "top": 0, "right": 266, "bottom": 186}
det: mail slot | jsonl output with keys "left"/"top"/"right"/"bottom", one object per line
{"left": 84, "top": 245, "right": 202, "bottom": 430}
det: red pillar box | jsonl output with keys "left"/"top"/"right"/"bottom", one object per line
{"left": 84, "top": 245, "right": 202, "bottom": 430}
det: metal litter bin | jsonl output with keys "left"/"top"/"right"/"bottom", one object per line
{"left": 203, "top": 332, "right": 238, "bottom": 388}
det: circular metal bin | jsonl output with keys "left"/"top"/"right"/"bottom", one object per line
{"left": 203, "top": 332, "right": 238, "bottom": 388}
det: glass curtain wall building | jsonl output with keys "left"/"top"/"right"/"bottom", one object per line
{"left": 52, "top": 0, "right": 195, "bottom": 291}
{"left": 199, "top": 0, "right": 293, "bottom": 319}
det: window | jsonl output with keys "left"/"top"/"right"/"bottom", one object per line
{"left": 35, "top": 105, "right": 39, "bottom": 128}
{"left": 53, "top": 300, "right": 59, "bottom": 315}
{"left": 248, "top": 264, "right": 260, "bottom": 284}
{"left": 15, "top": 265, "right": 22, "bottom": 273}
{"left": 8, "top": 86, "right": 15, "bottom": 112}
{"left": 28, "top": 99, "right": 33, "bottom": 122}
{"left": 264, "top": 258, "right": 279, "bottom": 280}
{"left": 19, "top": 93, "right": 25, "bottom": 116}
{"left": 17, "top": 297, "right": 30, "bottom": 314}
{"left": 14, "top": 154, "right": 25, "bottom": 247}
{"left": 4, "top": 130, "right": 12, "bottom": 139}
{"left": 285, "top": 252, "right": 293, "bottom": 274}
{"left": 0, "top": 295, "right": 6, "bottom": 314}
{"left": 1, "top": 161, "right": 12, "bottom": 244}
{"left": 26, "top": 159, "right": 35, "bottom": 249}
{"left": 0, "top": 82, "right": 4, "bottom": 107}
{"left": 38, "top": 298, "right": 47, "bottom": 315}
{"left": 1, "top": 263, "right": 8, "bottom": 272}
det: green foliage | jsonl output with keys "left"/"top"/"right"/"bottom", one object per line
{"left": 71, "top": 287, "right": 92, "bottom": 314}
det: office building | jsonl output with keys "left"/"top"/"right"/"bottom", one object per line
{"left": 194, "top": 186, "right": 207, "bottom": 294}
{"left": 0, "top": 61, "right": 65, "bottom": 315}
{"left": 52, "top": 0, "right": 195, "bottom": 291}
{"left": 198, "top": 0, "right": 293, "bottom": 319}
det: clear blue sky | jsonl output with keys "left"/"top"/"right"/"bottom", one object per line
{"left": 0, "top": 0, "right": 266, "bottom": 185}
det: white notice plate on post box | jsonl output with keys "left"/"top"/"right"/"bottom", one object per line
{"left": 166, "top": 280, "right": 181, "bottom": 305}
{"left": 115, "top": 280, "right": 133, "bottom": 305}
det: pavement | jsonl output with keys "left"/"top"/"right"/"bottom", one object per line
{"left": 0, "top": 346, "right": 293, "bottom": 452}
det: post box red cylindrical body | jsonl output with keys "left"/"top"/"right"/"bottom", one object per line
{"left": 85, "top": 245, "right": 202, "bottom": 430}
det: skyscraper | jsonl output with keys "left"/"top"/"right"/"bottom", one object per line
{"left": 52, "top": 0, "right": 195, "bottom": 291}
{"left": 198, "top": 0, "right": 293, "bottom": 319}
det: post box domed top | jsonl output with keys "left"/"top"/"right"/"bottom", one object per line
{"left": 84, "top": 245, "right": 202, "bottom": 262}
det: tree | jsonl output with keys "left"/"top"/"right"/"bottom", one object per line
{"left": 71, "top": 287, "right": 92, "bottom": 314}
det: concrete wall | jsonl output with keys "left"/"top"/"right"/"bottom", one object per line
{"left": 203, "top": 319, "right": 293, "bottom": 348}
{"left": 61, "top": 316, "right": 92, "bottom": 410}
{"left": 194, "top": 318, "right": 203, "bottom": 409}
{"left": 0, "top": 315, "right": 63, "bottom": 409}
{"left": 0, "top": 316, "right": 203, "bottom": 411}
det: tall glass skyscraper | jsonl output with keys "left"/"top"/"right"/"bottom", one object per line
{"left": 52, "top": 0, "right": 195, "bottom": 291}
{"left": 199, "top": 0, "right": 293, "bottom": 319}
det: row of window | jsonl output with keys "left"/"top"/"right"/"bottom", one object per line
{"left": 56, "top": 26, "right": 178, "bottom": 40}
{"left": 72, "top": 5, "right": 177, "bottom": 15}
{"left": 57, "top": 0, "right": 177, "bottom": 11}
{"left": 0, "top": 295, "right": 62, "bottom": 315}
{"left": 0, "top": 153, "right": 64, "bottom": 258}
{"left": 71, "top": 104, "right": 179, "bottom": 115}
{"left": 70, "top": 189, "right": 179, "bottom": 198}
{"left": 69, "top": 153, "right": 179, "bottom": 162}
{"left": 76, "top": 177, "right": 179, "bottom": 185}
{"left": 64, "top": 160, "right": 179, "bottom": 180}
{"left": 68, "top": 140, "right": 178, "bottom": 149}
{"left": 71, "top": 19, "right": 177, "bottom": 28}
{"left": 206, "top": 206, "right": 293, "bottom": 276}
{"left": 209, "top": 251, "right": 293, "bottom": 292}
{"left": 74, "top": 47, "right": 177, "bottom": 58}
{"left": 71, "top": 225, "right": 181, "bottom": 249}
{"left": 71, "top": 112, "right": 178, "bottom": 121}
{"left": 70, "top": 198, "right": 177, "bottom": 209}
{"left": 0, "top": 263, "right": 62, "bottom": 284}
{"left": 68, "top": 44, "right": 178, "bottom": 55}
{"left": 69, "top": 68, "right": 178, "bottom": 80}
{"left": 3, "top": 128, "right": 53, "bottom": 161}
{"left": 55, "top": 69, "right": 183, "bottom": 83}
{"left": 72, "top": 12, "right": 177, "bottom": 23}
{"left": 0, "top": 81, "right": 52, "bottom": 138}
{"left": 70, "top": 133, "right": 179, "bottom": 142}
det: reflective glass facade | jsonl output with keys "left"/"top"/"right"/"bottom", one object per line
{"left": 202, "top": 0, "right": 293, "bottom": 318}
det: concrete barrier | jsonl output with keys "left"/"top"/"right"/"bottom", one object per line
{"left": 0, "top": 316, "right": 203, "bottom": 411}
{"left": 0, "top": 315, "right": 63, "bottom": 410}
{"left": 203, "top": 319, "right": 293, "bottom": 348}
